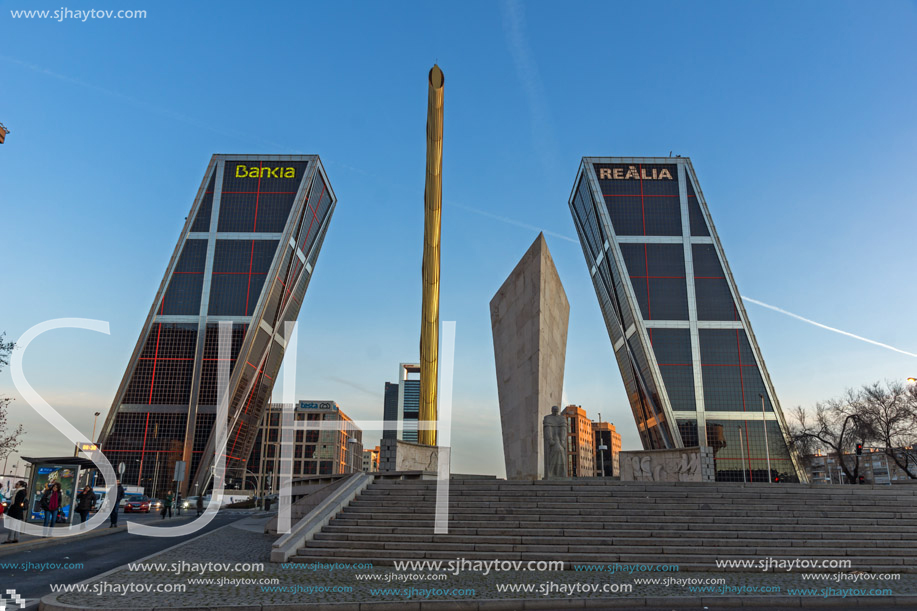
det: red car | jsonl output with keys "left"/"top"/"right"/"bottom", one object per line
{"left": 123, "top": 496, "right": 151, "bottom": 513}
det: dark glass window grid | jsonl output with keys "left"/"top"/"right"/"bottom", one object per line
{"left": 692, "top": 244, "right": 738, "bottom": 321}
{"left": 124, "top": 323, "right": 198, "bottom": 405}
{"left": 104, "top": 413, "right": 187, "bottom": 495}
{"left": 686, "top": 176, "right": 710, "bottom": 237}
{"left": 572, "top": 176, "right": 604, "bottom": 259}
{"left": 648, "top": 328, "right": 696, "bottom": 412}
{"left": 217, "top": 160, "right": 308, "bottom": 233}
{"left": 706, "top": 419, "right": 798, "bottom": 483}
{"left": 198, "top": 323, "right": 247, "bottom": 406}
{"left": 699, "top": 329, "right": 773, "bottom": 413}
{"left": 160, "top": 239, "right": 207, "bottom": 315}
{"left": 620, "top": 243, "right": 688, "bottom": 321}
{"left": 208, "top": 239, "right": 279, "bottom": 316}
{"left": 594, "top": 163, "right": 681, "bottom": 237}
{"left": 190, "top": 173, "right": 216, "bottom": 233}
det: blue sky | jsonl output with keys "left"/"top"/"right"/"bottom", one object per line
{"left": 1, "top": 0, "right": 916, "bottom": 476}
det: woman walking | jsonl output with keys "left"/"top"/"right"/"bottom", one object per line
{"left": 75, "top": 485, "right": 96, "bottom": 529}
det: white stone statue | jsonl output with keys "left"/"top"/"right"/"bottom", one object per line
{"left": 543, "top": 405, "right": 568, "bottom": 479}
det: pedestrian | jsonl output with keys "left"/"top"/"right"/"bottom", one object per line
{"left": 110, "top": 480, "right": 125, "bottom": 528}
{"left": 75, "top": 485, "right": 96, "bottom": 529}
{"left": 2, "top": 481, "right": 28, "bottom": 544}
{"left": 175, "top": 492, "right": 182, "bottom": 516}
{"left": 40, "top": 483, "right": 62, "bottom": 535}
{"left": 161, "top": 490, "right": 173, "bottom": 519}
{"left": 196, "top": 494, "right": 204, "bottom": 517}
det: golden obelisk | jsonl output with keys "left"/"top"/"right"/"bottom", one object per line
{"left": 419, "top": 64, "right": 444, "bottom": 446}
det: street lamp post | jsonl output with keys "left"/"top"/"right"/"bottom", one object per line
{"left": 596, "top": 412, "right": 607, "bottom": 477}
{"left": 760, "top": 394, "right": 773, "bottom": 483}
{"left": 738, "top": 426, "right": 747, "bottom": 483}
{"left": 91, "top": 411, "right": 101, "bottom": 441}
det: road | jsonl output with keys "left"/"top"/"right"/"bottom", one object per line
{"left": 0, "top": 511, "right": 244, "bottom": 609}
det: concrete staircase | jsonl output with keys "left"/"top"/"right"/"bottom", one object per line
{"left": 289, "top": 478, "right": 917, "bottom": 572}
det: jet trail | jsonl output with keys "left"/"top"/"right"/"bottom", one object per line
{"left": 743, "top": 296, "right": 917, "bottom": 358}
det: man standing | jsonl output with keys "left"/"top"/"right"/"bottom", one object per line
{"left": 2, "top": 481, "right": 27, "bottom": 544}
{"left": 160, "top": 490, "right": 173, "bottom": 519}
{"left": 175, "top": 492, "right": 182, "bottom": 516}
{"left": 110, "top": 480, "right": 125, "bottom": 528}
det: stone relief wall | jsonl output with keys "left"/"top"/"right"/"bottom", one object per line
{"left": 620, "top": 446, "right": 715, "bottom": 482}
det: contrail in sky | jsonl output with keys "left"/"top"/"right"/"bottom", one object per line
{"left": 743, "top": 296, "right": 917, "bottom": 358}
{"left": 447, "top": 201, "right": 579, "bottom": 244}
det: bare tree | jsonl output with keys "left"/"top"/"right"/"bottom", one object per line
{"left": 858, "top": 381, "right": 917, "bottom": 479}
{"left": 0, "top": 332, "right": 25, "bottom": 467}
{"left": 789, "top": 389, "right": 869, "bottom": 484}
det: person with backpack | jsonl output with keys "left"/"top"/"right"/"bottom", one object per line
{"left": 40, "top": 483, "right": 62, "bottom": 534}
{"left": 2, "top": 481, "right": 27, "bottom": 544}
{"left": 75, "top": 485, "right": 96, "bottom": 529}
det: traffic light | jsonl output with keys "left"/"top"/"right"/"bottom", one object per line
{"left": 858, "top": 475, "right": 866, "bottom": 485}
{"left": 773, "top": 475, "right": 780, "bottom": 483}
{"left": 856, "top": 443, "right": 863, "bottom": 456}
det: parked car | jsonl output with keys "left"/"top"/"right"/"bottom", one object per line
{"left": 123, "top": 495, "right": 152, "bottom": 513}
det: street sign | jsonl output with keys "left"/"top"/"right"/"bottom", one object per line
{"left": 118, "top": 462, "right": 125, "bottom": 475}
{"left": 174, "top": 460, "right": 186, "bottom": 482}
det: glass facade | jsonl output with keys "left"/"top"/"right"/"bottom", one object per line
{"left": 99, "top": 155, "right": 337, "bottom": 497}
{"left": 569, "top": 157, "right": 803, "bottom": 482}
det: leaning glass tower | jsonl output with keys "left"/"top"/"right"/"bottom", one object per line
{"left": 568, "top": 157, "right": 804, "bottom": 482}
{"left": 97, "top": 154, "right": 336, "bottom": 495}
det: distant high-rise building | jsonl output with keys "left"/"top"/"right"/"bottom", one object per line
{"left": 362, "top": 446, "right": 380, "bottom": 472}
{"left": 97, "top": 155, "right": 337, "bottom": 496}
{"left": 382, "top": 382, "right": 399, "bottom": 441}
{"left": 248, "top": 400, "right": 362, "bottom": 494}
{"left": 382, "top": 363, "right": 421, "bottom": 443}
{"left": 562, "top": 405, "right": 595, "bottom": 477}
{"left": 593, "top": 421, "right": 621, "bottom": 477}
{"left": 568, "top": 156, "right": 804, "bottom": 482}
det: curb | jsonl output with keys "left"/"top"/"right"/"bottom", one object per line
{"left": 37, "top": 594, "right": 917, "bottom": 610}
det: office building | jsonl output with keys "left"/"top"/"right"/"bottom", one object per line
{"left": 803, "top": 448, "right": 916, "bottom": 484}
{"left": 363, "top": 446, "right": 380, "bottom": 472}
{"left": 562, "top": 405, "right": 595, "bottom": 477}
{"left": 247, "top": 400, "right": 362, "bottom": 494}
{"left": 568, "top": 157, "right": 804, "bottom": 482}
{"left": 97, "top": 155, "right": 337, "bottom": 496}
{"left": 382, "top": 363, "right": 421, "bottom": 443}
